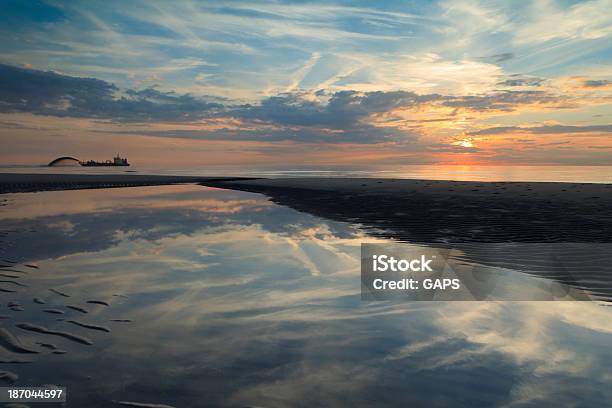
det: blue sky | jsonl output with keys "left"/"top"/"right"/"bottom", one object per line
{"left": 0, "top": 0, "right": 611, "bottom": 165}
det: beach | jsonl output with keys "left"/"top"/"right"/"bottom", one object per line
{"left": 200, "top": 178, "right": 612, "bottom": 300}
{"left": 3, "top": 173, "right": 611, "bottom": 243}
{"left": 202, "top": 177, "right": 612, "bottom": 243}
{"left": 0, "top": 173, "right": 253, "bottom": 194}
{"left": 0, "top": 178, "right": 611, "bottom": 406}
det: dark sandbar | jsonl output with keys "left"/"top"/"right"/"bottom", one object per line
{"left": 203, "top": 177, "right": 612, "bottom": 300}
{"left": 0, "top": 173, "right": 255, "bottom": 194}
{"left": 202, "top": 177, "right": 612, "bottom": 243}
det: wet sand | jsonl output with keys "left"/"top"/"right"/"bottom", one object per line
{"left": 0, "top": 181, "right": 610, "bottom": 405}
{"left": 3, "top": 174, "right": 612, "bottom": 300}
{"left": 0, "top": 255, "right": 124, "bottom": 387}
{"left": 201, "top": 178, "right": 612, "bottom": 300}
{"left": 3, "top": 173, "right": 610, "bottom": 242}
{"left": 0, "top": 173, "right": 255, "bottom": 194}
{"left": 202, "top": 177, "right": 612, "bottom": 243}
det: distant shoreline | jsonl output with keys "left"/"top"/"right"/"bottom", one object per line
{"left": 3, "top": 172, "right": 612, "bottom": 194}
{"left": 0, "top": 173, "right": 255, "bottom": 194}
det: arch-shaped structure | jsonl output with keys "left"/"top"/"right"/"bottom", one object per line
{"left": 48, "top": 156, "right": 81, "bottom": 166}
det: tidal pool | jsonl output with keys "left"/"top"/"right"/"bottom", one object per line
{"left": 0, "top": 185, "right": 610, "bottom": 407}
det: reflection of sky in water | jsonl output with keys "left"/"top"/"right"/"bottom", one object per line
{"left": 1, "top": 185, "right": 611, "bottom": 407}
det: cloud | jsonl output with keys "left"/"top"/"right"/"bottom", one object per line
{"left": 497, "top": 75, "right": 545, "bottom": 87}
{"left": 483, "top": 53, "right": 514, "bottom": 63}
{"left": 439, "top": 0, "right": 511, "bottom": 38}
{"left": 0, "top": 64, "right": 418, "bottom": 144}
{"left": 232, "top": 90, "right": 429, "bottom": 128}
{"left": 582, "top": 79, "right": 612, "bottom": 88}
{"left": 231, "top": 89, "right": 562, "bottom": 129}
{"left": 440, "top": 90, "right": 560, "bottom": 112}
{"left": 469, "top": 124, "right": 612, "bottom": 136}
{"left": 0, "top": 64, "right": 222, "bottom": 121}
{"left": 0, "top": 63, "right": 592, "bottom": 147}
{"left": 326, "top": 53, "right": 505, "bottom": 95}
{"left": 513, "top": 0, "right": 612, "bottom": 44}
{"left": 0, "top": 64, "right": 405, "bottom": 143}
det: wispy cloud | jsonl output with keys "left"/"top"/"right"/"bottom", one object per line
{"left": 582, "top": 79, "right": 612, "bottom": 88}
{"left": 469, "top": 124, "right": 612, "bottom": 136}
{"left": 512, "top": 0, "right": 612, "bottom": 45}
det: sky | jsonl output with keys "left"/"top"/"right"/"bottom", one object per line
{"left": 0, "top": 0, "right": 611, "bottom": 167}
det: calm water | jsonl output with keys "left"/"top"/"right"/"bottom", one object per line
{"left": 0, "top": 185, "right": 611, "bottom": 407}
{"left": 1, "top": 164, "right": 612, "bottom": 183}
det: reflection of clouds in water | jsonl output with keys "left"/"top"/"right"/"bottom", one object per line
{"left": 220, "top": 301, "right": 612, "bottom": 407}
{"left": 417, "top": 302, "right": 612, "bottom": 407}
{"left": 45, "top": 219, "right": 75, "bottom": 233}
{"left": 3, "top": 185, "right": 612, "bottom": 406}
{"left": 435, "top": 302, "right": 611, "bottom": 375}
{"left": 0, "top": 185, "right": 273, "bottom": 220}
{"left": 2, "top": 184, "right": 360, "bottom": 264}
{"left": 26, "top": 206, "right": 379, "bottom": 404}
{"left": 41, "top": 222, "right": 365, "bottom": 314}
{"left": 228, "top": 362, "right": 376, "bottom": 407}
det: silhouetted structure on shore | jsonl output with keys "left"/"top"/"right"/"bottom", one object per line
{"left": 48, "top": 154, "right": 130, "bottom": 167}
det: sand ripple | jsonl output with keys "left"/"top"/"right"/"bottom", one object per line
{"left": 66, "top": 305, "right": 88, "bottom": 314}
{"left": 0, "top": 370, "right": 18, "bottom": 383}
{"left": 0, "top": 328, "right": 39, "bottom": 354}
{"left": 42, "top": 309, "right": 64, "bottom": 315}
{"left": 87, "top": 300, "right": 110, "bottom": 306}
{"left": 49, "top": 288, "right": 70, "bottom": 297}
{"left": 16, "top": 323, "right": 93, "bottom": 346}
{"left": 67, "top": 320, "right": 111, "bottom": 333}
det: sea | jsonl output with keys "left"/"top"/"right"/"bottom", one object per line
{"left": 1, "top": 164, "right": 612, "bottom": 183}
